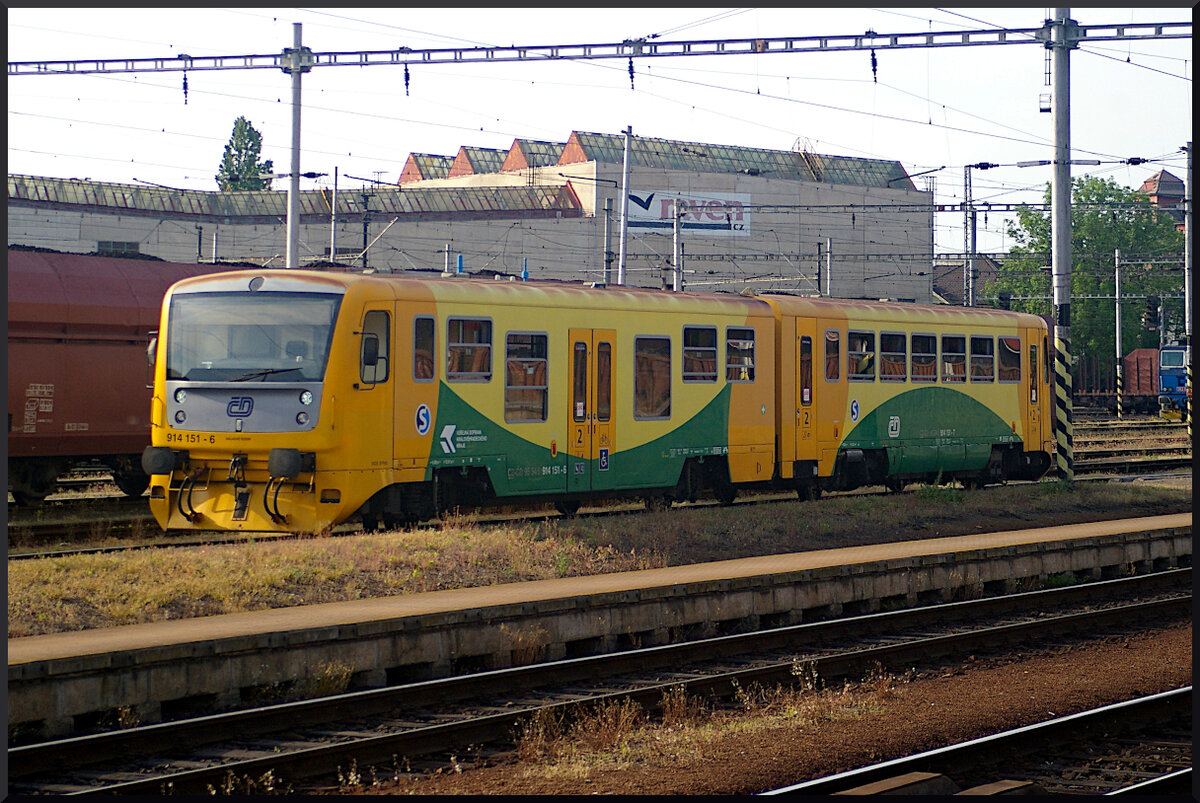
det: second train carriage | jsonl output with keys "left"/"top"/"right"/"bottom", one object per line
{"left": 141, "top": 270, "right": 1055, "bottom": 534}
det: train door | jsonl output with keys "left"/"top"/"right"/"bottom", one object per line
{"left": 795, "top": 318, "right": 817, "bottom": 459}
{"left": 355, "top": 305, "right": 394, "bottom": 467}
{"left": 567, "top": 329, "right": 616, "bottom": 493}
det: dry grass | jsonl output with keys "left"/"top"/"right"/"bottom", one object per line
{"left": 7, "top": 481, "right": 1189, "bottom": 638}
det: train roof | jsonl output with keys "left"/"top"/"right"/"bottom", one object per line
{"left": 758, "top": 291, "right": 1049, "bottom": 329}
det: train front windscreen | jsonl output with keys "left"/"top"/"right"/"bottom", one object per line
{"left": 166, "top": 291, "right": 342, "bottom": 382}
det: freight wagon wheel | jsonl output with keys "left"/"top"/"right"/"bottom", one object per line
{"left": 111, "top": 470, "right": 150, "bottom": 498}
{"left": 554, "top": 500, "right": 581, "bottom": 518}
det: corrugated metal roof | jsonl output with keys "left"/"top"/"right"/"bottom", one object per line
{"left": 560, "top": 131, "right": 910, "bottom": 189}
{"left": 7, "top": 174, "right": 582, "bottom": 219}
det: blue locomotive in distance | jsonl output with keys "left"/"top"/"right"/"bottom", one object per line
{"left": 1157, "top": 342, "right": 1188, "bottom": 414}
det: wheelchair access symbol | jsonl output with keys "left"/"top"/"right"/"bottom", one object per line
{"left": 599, "top": 448, "right": 610, "bottom": 471}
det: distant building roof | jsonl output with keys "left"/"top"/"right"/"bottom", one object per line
{"left": 502, "top": 140, "right": 567, "bottom": 171}
{"left": 1138, "top": 169, "right": 1185, "bottom": 225}
{"left": 558, "top": 130, "right": 912, "bottom": 189}
{"left": 399, "top": 153, "right": 454, "bottom": 184}
{"left": 448, "top": 146, "right": 508, "bottom": 178}
{"left": 7, "top": 174, "right": 582, "bottom": 223}
{"left": 931, "top": 254, "right": 1001, "bottom": 306}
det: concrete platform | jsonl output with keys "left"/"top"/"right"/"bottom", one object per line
{"left": 8, "top": 513, "right": 1191, "bottom": 739}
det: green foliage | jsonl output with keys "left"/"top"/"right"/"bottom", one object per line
{"left": 215, "top": 116, "right": 274, "bottom": 191}
{"left": 987, "top": 175, "right": 1184, "bottom": 362}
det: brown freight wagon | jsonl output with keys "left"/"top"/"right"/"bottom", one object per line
{"left": 7, "top": 248, "right": 228, "bottom": 504}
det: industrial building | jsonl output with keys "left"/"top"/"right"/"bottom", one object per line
{"left": 7, "top": 130, "right": 935, "bottom": 301}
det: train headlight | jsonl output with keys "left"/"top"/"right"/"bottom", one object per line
{"left": 174, "top": 388, "right": 187, "bottom": 403}
{"left": 299, "top": 390, "right": 313, "bottom": 406}
{"left": 174, "top": 410, "right": 187, "bottom": 424}
{"left": 296, "top": 411, "right": 310, "bottom": 426}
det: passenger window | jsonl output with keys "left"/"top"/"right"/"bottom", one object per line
{"left": 998, "top": 337, "right": 1021, "bottom": 382}
{"left": 683, "top": 326, "right": 718, "bottom": 382}
{"left": 799, "top": 336, "right": 812, "bottom": 406}
{"left": 447, "top": 318, "right": 491, "bottom": 382}
{"left": 726, "top": 328, "right": 756, "bottom": 382}
{"left": 880, "top": 332, "right": 906, "bottom": 382}
{"left": 848, "top": 330, "right": 875, "bottom": 382}
{"left": 596, "top": 341, "right": 612, "bottom": 422}
{"left": 911, "top": 334, "right": 936, "bottom": 382}
{"left": 359, "top": 310, "right": 389, "bottom": 384}
{"left": 413, "top": 316, "right": 435, "bottom": 382}
{"left": 941, "top": 335, "right": 966, "bottom": 383}
{"left": 505, "top": 332, "right": 547, "bottom": 422}
{"left": 634, "top": 336, "right": 671, "bottom": 419}
{"left": 970, "top": 336, "right": 994, "bottom": 382}
{"left": 824, "top": 330, "right": 840, "bottom": 382}
{"left": 572, "top": 341, "right": 588, "bottom": 422}
{"left": 1029, "top": 344, "right": 1038, "bottom": 404}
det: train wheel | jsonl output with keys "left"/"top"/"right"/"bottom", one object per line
{"left": 796, "top": 483, "right": 821, "bottom": 502}
{"left": 554, "top": 500, "right": 581, "bottom": 518}
{"left": 10, "top": 488, "right": 49, "bottom": 506}
{"left": 884, "top": 477, "right": 906, "bottom": 493}
{"left": 112, "top": 470, "right": 150, "bottom": 498}
{"left": 643, "top": 494, "right": 672, "bottom": 511}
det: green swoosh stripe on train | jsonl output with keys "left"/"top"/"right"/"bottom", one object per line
{"left": 842, "top": 386, "right": 1021, "bottom": 475}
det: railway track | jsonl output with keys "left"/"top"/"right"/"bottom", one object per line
{"left": 8, "top": 570, "right": 1189, "bottom": 795}
{"left": 765, "top": 688, "right": 1191, "bottom": 795}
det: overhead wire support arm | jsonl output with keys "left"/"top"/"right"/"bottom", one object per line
{"left": 8, "top": 22, "right": 1190, "bottom": 76}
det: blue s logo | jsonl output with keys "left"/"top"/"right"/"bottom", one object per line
{"left": 227, "top": 396, "right": 254, "bottom": 417}
{"left": 415, "top": 404, "right": 431, "bottom": 435}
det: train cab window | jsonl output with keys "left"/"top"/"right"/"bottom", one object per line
{"left": 505, "top": 332, "right": 548, "bottom": 422}
{"left": 911, "top": 334, "right": 936, "bottom": 382}
{"left": 848, "top": 330, "right": 875, "bottom": 381}
{"left": 726, "top": 328, "right": 756, "bottom": 382}
{"left": 1029, "top": 344, "right": 1038, "bottom": 403}
{"left": 824, "top": 330, "right": 840, "bottom": 382}
{"left": 969, "top": 336, "right": 994, "bottom": 382}
{"left": 413, "top": 316, "right": 435, "bottom": 382}
{"left": 634, "top": 336, "right": 671, "bottom": 419}
{"left": 683, "top": 326, "right": 718, "bottom": 382}
{"left": 941, "top": 335, "right": 966, "bottom": 383}
{"left": 447, "top": 318, "right": 492, "bottom": 382}
{"left": 799, "top": 336, "right": 812, "bottom": 406}
{"left": 359, "top": 310, "right": 390, "bottom": 384}
{"left": 880, "top": 332, "right": 907, "bottom": 382}
{"left": 998, "top": 337, "right": 1021, "bottom": 382}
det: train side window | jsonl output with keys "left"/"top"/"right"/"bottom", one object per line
{"left": 413, "top": 316, "right": 435, "bottom": 382}
{"left": 1043, "top": 337, "right": 1050, "bottom": 386}
{"left": 683, "top": 326, "right": 717, "bottom": 382}
{"left": 359, "top": 310, "right": 390, "bottom": 384}
{"left": 505, "top": 332, "right": 548, "bottom": 422}
{"left": 1029, "top": 344, "right": 1038, "bottom": 403}
{"left": 941, "top": 335, "right": 966, "bottom": 383}
{"left": 848, "top": 330, "right": 875, "bottom": 382}
{"left": 634, "top": 336, "right": 671, "bottom": 419}
{"left": 911, "top": 334, "right": 936, "bottom": 382}
{"left": 880, "top": 332, "right": 907, "bottom": 382}
{"left": 970, "top": 335, "right": 994, "bottom": 382}
{"left": 447, "top": 318, "right": 492, "bottom": 382}
{"left": 998, "top": 337, "right": 1021, "bottom": 382}
{"left": 597, "top": 341, "right": 612, "bottom": 422}
{"left": 726, "top": 328, "right": 756, "bottom": 382}
{"left": 799, "top": 336, "right": 812, "bottom": 406}
{"left": 824, "top": 329, "right": 840, "bottom": 382}
{"left": 572, "top": 341, "right": 588, "bottom": 422}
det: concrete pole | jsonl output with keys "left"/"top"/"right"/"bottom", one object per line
{"left": 330, "top": 166, "right": 337, "bottom": 263}
{"left": 672, "top": 201, "right": 682, "bottom": 292}
{"left": 1050, "top": 8, "right": 1076, "bottom": 482}
{"left": 826, "top": 238, "right": 833, "bottom": 298}
{"left": 1114, "top": 249, "right": 1123, "bottom": 418}
{"left": 285, "top": 23, "right": 304, "bottom": 269}
{"left": 617, "top": 126, "right": 632, "bottom": 286}
{"left": 603, "top": 198, "right": 613, "bottom": 285}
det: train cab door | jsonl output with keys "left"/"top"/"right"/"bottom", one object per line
{"left": 355, "top": 306, "right": 394, "bottom": 467}
{"left": 795, "top": 320, "right": 817, "bottom": 460}
{"left": 567, "top": 329, "right": 616, "bottom": 494}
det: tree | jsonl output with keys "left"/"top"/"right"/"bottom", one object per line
{"left": 215, "top": 116, "right": 273, "bottom": 191}
{"left": 985, "top": 175, "right": 1184, "bottom": 366}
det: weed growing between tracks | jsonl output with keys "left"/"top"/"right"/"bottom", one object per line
{"left": 7, "top": 481, "right": 1189, "bottom": 637}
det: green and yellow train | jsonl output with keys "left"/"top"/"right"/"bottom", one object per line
{"left": 141, "top": 270, "right": 1055, "bottom": 533}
